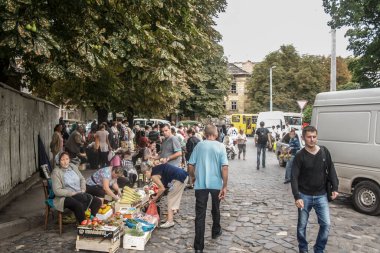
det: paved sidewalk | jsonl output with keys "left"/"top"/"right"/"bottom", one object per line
{"left": 0, "top": 170, "right": 93, "bottom": 240}
{"left": 0, "top": 140, "right": 379, "bottom": 252}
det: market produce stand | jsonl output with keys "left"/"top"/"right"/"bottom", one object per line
{"left": 75, "top": 184, "right": 160, "bottom": 252}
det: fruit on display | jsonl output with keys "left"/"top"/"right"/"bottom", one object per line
{"left": 98, "top": 204, "right": 112, "bottom": 214}
{"left": 120, "top": 186, "right": 142, "bottom": 205}
{"left": 85, "top": 208, "right": 91, "bottom": 219}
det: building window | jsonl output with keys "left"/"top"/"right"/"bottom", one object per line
{"left": 231, "top": 101, "right": 237, "bottom": 110}
{"left": 231, "top": 82, "right": 237, "bottom": 93}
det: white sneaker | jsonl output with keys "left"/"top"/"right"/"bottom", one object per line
{"left": 160, "top": 221, "right": 175, "bottom": 228}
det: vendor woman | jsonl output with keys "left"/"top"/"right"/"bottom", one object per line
{"left": 86, "top": 166, "right": 126, "bottom": 201}
{"left": 145, "top": 163, "right": 188, "bottom": 228}
{"left": 51, "top": 152, "right": 102, "bottom": 223}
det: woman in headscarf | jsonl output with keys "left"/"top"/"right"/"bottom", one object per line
{"left": 51, "top": 152, "right": 102, "bottom": 223}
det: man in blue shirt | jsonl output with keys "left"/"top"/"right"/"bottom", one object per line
{"left": 188, "top": 125, "right": 229, "bottom": 253}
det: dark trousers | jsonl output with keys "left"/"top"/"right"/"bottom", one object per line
{"left": 86, "top": 178, "right": 129, "bottom": 198}
{"left": 256, "top": 143, "right": 267, "bottom": 168}
{"left": 99, "top": 151, "right": 109, "bottom": 168}
{"left": 63, "top": 193, "right": 101, "bottom": 223}
{"left": 194, "top": 189, "right": 221, "bottom": 251}
{"left": 86, "top": 184, "right": 106, "bottom": 198}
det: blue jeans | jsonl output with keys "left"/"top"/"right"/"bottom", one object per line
{"left": 285, "top": 155, "right": 295, "bottom": 181}
{"left": 256, "top": 143, "right": 267, "bottom": 168}
{"left": 297, "top": 193, "right": 331, "bottom": 253}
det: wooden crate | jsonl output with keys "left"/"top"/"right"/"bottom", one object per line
{"left": 75, "top": 235, "right": 120, "bottom": 253}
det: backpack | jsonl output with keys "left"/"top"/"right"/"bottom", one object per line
{"left": 257, "top": 128, "right": 268, "bottom": 143}
{"left": 186, "top": 136, "right": 200, "bottom": 160}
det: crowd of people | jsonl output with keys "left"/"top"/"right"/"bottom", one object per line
{"left": 48, "top": 117, "right": 339, "bottom": 253}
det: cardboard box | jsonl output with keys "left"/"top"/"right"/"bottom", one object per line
{"left": 122, "top": 230, "right": 152, "bottom": 251}
{"left": 96, "top": 208, "right": 113, "bottom": 220}
{"left": 77, "top": 225, "right": 120, "bottom": 240}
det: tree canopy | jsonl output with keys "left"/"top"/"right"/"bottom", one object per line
{"left": 323, "top": 0, "right": 380, "bottom": 87}
{"left": 247, "top": 45, "right": 351, "bottom": 113}
{"left": 0, "top": 0, "right": 229, "bottom": 122}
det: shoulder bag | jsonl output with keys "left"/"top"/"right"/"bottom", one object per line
{"left": 321, "top": 146, "right": 333, "bottom": 202}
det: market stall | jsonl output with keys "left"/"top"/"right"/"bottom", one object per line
{"left": 75, "top": 183, "right": 160, "bottom": 252}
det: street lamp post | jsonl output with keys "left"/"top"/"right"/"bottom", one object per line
{"left": 269, "top": 66, "right": 276, "bottom": 111}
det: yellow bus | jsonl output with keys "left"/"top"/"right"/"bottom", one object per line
{"left": 231, "top": 114, "right": 258, "bottom": 136}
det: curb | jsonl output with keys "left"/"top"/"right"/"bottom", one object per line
{"left": 0, "top": 215, "right": 45, "bottom": 240}
{"left": 0, "top": 172, "right": 41, "bottom": 210}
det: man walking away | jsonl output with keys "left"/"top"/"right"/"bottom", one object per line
{"left": 188, "top": 125, "right": 228, "bottom": 253}
{"left": 255, "top": 121, "right": 271, "bottom": 170}
{"left": 291, "top": 126, "right": 339, "bottom": 253}
{"left": 284, "top": 129, "right": 300, "bottom": 184}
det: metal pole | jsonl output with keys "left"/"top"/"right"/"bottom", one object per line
{"left": 330, "top": 29, "right": 337, "bottom": 91}
{"left": 270, "top": 67, "right": 273, "bottom": 111}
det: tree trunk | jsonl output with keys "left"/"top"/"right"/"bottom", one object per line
{"left": 96, "top": 108, "right": 108, "bottom": 124}
{"left": 125, "top": 107, "right": 134, "bottom": 127}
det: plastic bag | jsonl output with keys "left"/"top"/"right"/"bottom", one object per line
{"left": 146, "top": 202, "right": 160, "bottom": 223}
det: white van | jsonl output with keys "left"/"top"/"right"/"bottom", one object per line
{"left": 133, "top": 118, "right": 170, "bottom": 126}
{"left": 311, "top": 88, "right": 380, "bottom": 215}
{"left": 257, "top": 111, "right": 302, "bottom": 131}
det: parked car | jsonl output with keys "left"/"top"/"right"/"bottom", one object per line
{"left": 177, "top": 120, "right": 202, "bottom": 128}
{"left": 133, "top": 118, "right": 170, "bottom": 126}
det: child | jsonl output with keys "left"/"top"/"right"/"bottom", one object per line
{"left": 121, "top": 150, "right": 137, "bottom": 187}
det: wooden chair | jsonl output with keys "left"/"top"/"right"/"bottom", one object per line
{"left": 42, "top": 179, "right": 63, "bottom": 235}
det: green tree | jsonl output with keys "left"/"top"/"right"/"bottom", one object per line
{"left": 302, "top": 105, "right": 313, "bottom": 124}
{"left": 247, "top": 45, "right": 352, "bottom": 113}
{"left": 0, "top": 0, "right": 229, "bottom": 122}
{"left": 323, "top": 0, "right": 380, "bottom": 87}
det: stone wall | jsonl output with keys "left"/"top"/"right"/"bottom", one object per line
{"left": 0, "top": 83, "right": 58, "bottom": 197}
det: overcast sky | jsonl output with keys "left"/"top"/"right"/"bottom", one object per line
{"left": 215, "top": 0, "right": 352, "bottom": 62}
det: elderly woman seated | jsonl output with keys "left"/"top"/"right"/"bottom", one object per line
{"left": 51, "top": 152, "right": 102, "bottom": 224}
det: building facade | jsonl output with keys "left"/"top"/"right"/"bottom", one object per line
{"left": 225, "top": 61, "right": 254, "bottom": 114}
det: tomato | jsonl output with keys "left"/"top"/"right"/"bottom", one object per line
{"left": 92, "top": 217, "right": 99, "bottom": 222}
{"left": 80, "top": 220, "right": 87, "bottom": 225}
{"left": 86, "top": 220, "right": 92, "bottom": 226}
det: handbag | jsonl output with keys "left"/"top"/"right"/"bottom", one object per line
{"left": 321, "top": 146, "right": 333, "bottom": 202}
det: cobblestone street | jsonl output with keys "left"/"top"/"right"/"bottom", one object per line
{"left": 0, "top": 139, "right": 379, "bottom": 253}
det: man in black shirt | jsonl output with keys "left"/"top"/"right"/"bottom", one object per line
{"left": 255, "top": 121, "right": 272, "bottom": 170}
{"left": 291, "top": 126, "right": 339, "bottom": 253}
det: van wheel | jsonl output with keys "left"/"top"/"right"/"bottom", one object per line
{"left": 352, "top": 181, "right": 380, "bottom": 216}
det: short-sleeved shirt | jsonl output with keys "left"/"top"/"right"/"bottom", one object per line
{"left": 188, "top": 140, "right": 228, "bottom": 190}
{"left": 236, "top": 134, "right": 247, "bottom": 145}
{"left": 86, "top": 167, "right": 115, "bottom": 187}
{"left": 151, "top": 164, "right": 188, "bottom": 188}
{"left": 160, "top": 136, "right": 182, "bottom": 167}
{"left": 63, "top": 168, "right": 81, "bottom": 193}
{"left": 122, "top": 159, "right": 137, "bottom": 175}
{"left": 96, "top": 130, "right": 109, "bottom": 152}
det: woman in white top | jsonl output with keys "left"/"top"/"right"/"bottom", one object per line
{"left": 236, "top": 129, "right": 247, "bottom": 160}
{"left": 95, "top": 123, "right": 112, "bottom": 167}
